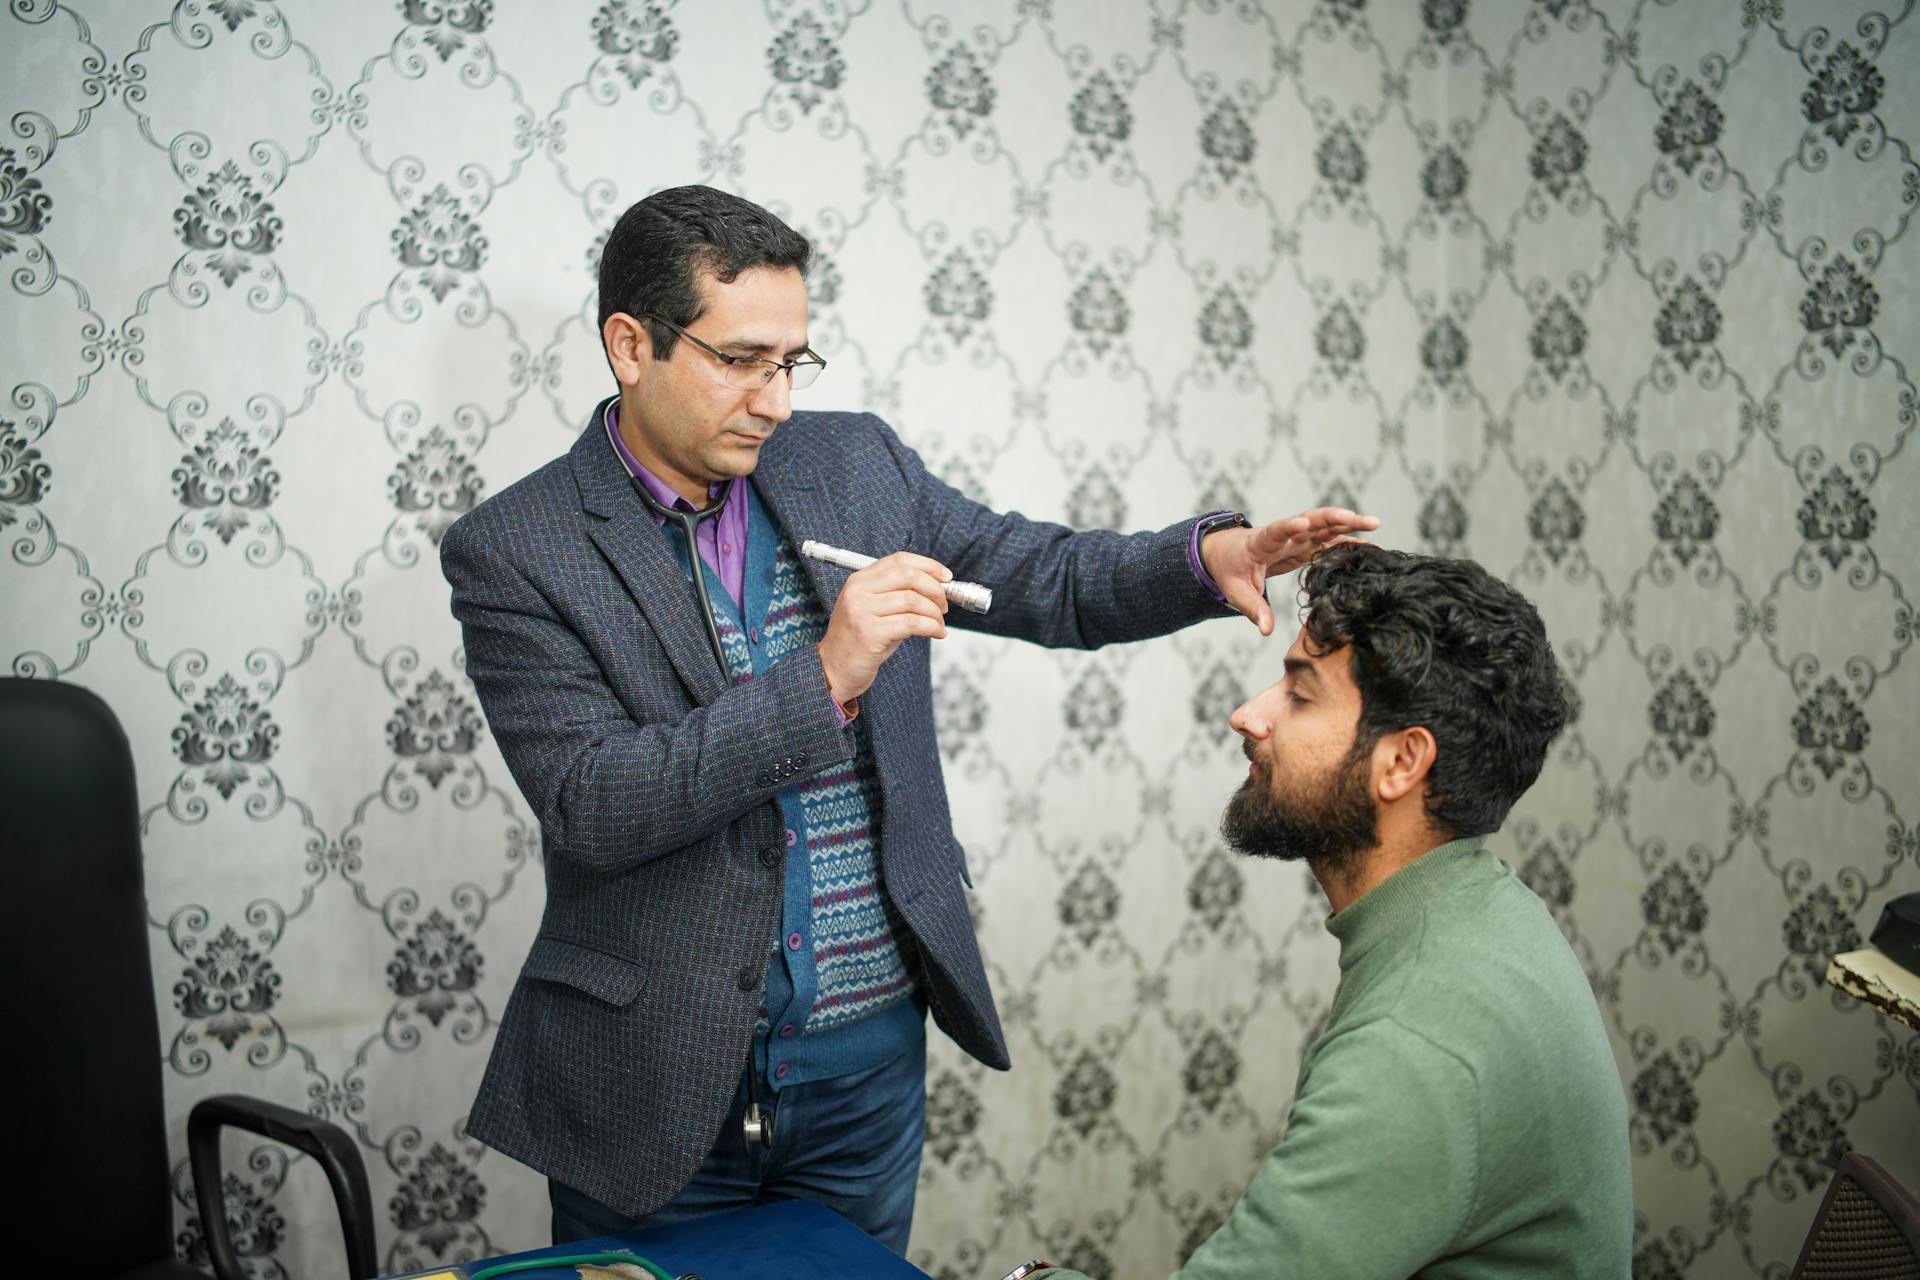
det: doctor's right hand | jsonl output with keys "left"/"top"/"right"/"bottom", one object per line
{"left": 818, "top": 552, "right": 952, "bottom": 708}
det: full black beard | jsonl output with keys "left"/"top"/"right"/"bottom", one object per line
{"left": 1220, "top": 738, "right": 1379, "bottom": 868}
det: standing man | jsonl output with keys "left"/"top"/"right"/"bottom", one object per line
{"left": 440, "top": 184, "right": 1378, "bottom": 1251}
{"left": 1009, "top": 543, "right": 1631, "bottom": 1279}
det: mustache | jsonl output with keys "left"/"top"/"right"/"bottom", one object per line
{"left": 1241, "top": 738, "right": 1260, "bottom": 766}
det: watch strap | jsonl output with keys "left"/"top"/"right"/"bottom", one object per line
{"left": 1190, "top": 509, "right": 1249, "bottom": 605}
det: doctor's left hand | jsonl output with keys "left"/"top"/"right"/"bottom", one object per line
{"left": 1201, "top": 506, "right": 1381, "bottom": 635}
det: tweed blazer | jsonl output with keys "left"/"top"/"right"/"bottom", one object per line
{"left": 440, "top": 401, "right": 1229, "bottom": 1218}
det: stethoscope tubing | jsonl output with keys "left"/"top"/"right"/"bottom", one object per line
{"left": 630, "top": 475, "right": 737, "bottom": 678}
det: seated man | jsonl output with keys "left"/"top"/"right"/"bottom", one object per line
{"left": 1019, "top": 543, "right": 1631, "bottom": 1279}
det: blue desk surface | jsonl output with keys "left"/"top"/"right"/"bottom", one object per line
{"left": 390, "top": 1200, "right": 933, "bottom": 1279}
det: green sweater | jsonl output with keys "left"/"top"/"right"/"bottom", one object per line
{"left": 1048, "top": 839, "right": 1631, "bottom": 1280}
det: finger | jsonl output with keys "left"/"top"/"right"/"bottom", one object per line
{"left": 912, "top": 570, "right": 954, "bottom": 611}
{"left": 1243, "top": 516, "right": 1311, "bottom": 560}
{"left": 1247, "top": 510, "right": 1381, "bottom": 563}
{"left": 868, "top": 551, "right": 954, "bottom": 582}
{"left": 880, "top": 612, "right": 948, "bottom": 641}
{"left": 1297, "top": 509, "right": 1381, "bottom": 537}
{"left": 852, "top": 564, "right": 954, "bottom": 606}
{"left": 894, "top": 572, "right": 953, "bottom": 611}
{"left": 1312, "top": 517, "right": 1380, "bottom": 539}
{"left": 866, "top": 589, "right": 950, "bottom": 622}
{"left": 1220, "top": 578, "right": 1276, "bottom": 636}
{"left": 1292, "top": 505, "right": 1374, "bottom": 528}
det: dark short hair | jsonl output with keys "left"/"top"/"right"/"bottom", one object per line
{"left": 597, "top": 185, "right": 811, "bottom": 361}
{"left": 1297, "top": 543, "right": 1569, "bottom": 839}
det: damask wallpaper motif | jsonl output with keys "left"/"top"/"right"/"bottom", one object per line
{"left": 1, "top": 1, "right": 1916, "bottom": 1278}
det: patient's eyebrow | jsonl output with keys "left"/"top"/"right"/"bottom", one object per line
{"left": 1284, "top": 656, "right": 1321, "bottom": 687}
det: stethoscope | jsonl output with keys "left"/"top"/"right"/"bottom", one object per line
{"left": 630, "top": 471, "right": 780, "bottom": 1151}
{"left": 629, "top": 474, "right": 738, "bottom": 679}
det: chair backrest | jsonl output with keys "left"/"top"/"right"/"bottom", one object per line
{"left": 0, "top": 677, "right": 174, "bottom": 1273}
{"left": 1790, "top": 1151, "right": 1920, "bottom": 1279}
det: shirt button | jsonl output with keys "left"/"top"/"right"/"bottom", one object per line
{"left": 750, "top": 627, "right": 760, "bottom": 643}
{"left": 774, "top": 1063, "right": 790, "bottom": 1080}
{"left": 786, "top": 932, "right": 802, "bottom": 951}
{"left": 785, "top": 828, "right": 798, "bottom": 848}
{"left": 778, "top": 1024, "right": 796, "bottom": 1038}
{"left": 736, "top": 965, "right": 757, "bottom": 991}
{"left": 722, "top": 541, "right": 734, "bottom": 555}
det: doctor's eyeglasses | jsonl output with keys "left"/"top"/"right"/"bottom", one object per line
{"left": 643, "top": 314, "right": 827, "bottom": 391}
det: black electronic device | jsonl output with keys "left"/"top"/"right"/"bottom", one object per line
{"left": 1869, "top": 892, "right": 1920, "bottom": 976}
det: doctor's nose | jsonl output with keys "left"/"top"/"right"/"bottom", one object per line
{"left": 749, "top": 368, "right": 794, "bottom": 424}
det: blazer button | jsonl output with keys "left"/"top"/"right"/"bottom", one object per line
{"left": 736, "top": 965, "right": 757, "bottom": 992}
{"left": 759, "top": 846, "right": 778, "bottom": 867}
{"left": 757, "top": 771, "right": 773, "bottom": 787}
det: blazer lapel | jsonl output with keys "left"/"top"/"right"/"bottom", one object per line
{"left": 572, "top": 404, "right": 729, "bottom": 705}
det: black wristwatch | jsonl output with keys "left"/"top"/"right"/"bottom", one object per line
{"left": 1194, "top": 509, "right": 1250, "bottom": 542}
{"left": 1194, "top": 509, "right": 1250, "bottom": 606}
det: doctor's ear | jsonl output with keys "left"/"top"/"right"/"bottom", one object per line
{"left": 603, "top": 313, "right": 655, "bottom": 384}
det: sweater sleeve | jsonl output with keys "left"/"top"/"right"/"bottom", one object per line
{"left": 1168, "top": 1017, "right": 1480, "bottom": 1279}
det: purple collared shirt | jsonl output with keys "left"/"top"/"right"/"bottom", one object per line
{"left": 604, "top": 399, "right": 751, "bottom": 610}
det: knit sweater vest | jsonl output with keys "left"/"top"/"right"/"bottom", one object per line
{"left": 659, "top": 483, "right": 918, "bottom": 1064}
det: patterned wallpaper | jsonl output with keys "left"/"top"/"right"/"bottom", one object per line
{"left": 2, "top": 1, "right": 1916, "bottom": 1278}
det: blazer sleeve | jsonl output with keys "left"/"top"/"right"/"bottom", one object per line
{"left": 867, "top": 415, "right": 1235, "bottom": 649}
{"left": 441, "top": 514, "right": 857, "bottom": 875}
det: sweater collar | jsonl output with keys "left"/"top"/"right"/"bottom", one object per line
{"left": 1325, "top": 837, "right": 1493, "bottom": 972}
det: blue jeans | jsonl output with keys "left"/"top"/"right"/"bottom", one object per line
{"left": 549, "top": 1036, "right": 926, "bottom": 1254}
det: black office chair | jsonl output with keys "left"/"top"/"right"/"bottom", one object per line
{"left": 1790, "top": 1151, "right": 1920, "bottom": 1279}
{"left": 0, "top": 677, "right": 378, "bottom": 1279}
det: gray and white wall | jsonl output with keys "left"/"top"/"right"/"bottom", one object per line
{"left": 1, "top": 1, "right": 1915, "bottom": 1276}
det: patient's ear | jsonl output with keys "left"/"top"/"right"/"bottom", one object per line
{"left": 1376, "top": 726, "right": 1437, "bottom": 803}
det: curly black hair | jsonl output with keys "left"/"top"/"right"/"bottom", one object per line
{"left": 1296, "top": 543, "right": 1570, "bottom": 839}
{"left": 598, "top": 185, "right": 811, "bottom": 364}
